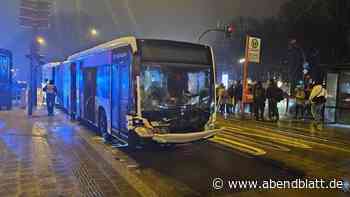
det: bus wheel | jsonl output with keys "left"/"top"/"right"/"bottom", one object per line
{"left": 98, "top": 110, "right": 111, "bottom": 143}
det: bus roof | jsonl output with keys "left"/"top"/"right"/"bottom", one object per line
{"left": 42, "top": 62, "right": 61, "bottom": 68}
{"left": 68, "top": 36, "right": 137, "bottom": 61}
{"left": 66, "top": 36, "right": 211, "bottom": 63}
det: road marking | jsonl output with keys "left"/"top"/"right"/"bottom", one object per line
{"left": 225, "top": 124, "right": 350, "bottom": 154}
{"left": 253, "top": 125, "right": 329, "bottom": 142}
{"left": 224, "top": 126, "right": 312, "bottom": 149}
{"left": 127, "top": 164, "right": 139, "bottom": 169}
{"left": 254, "top": 124, "right": 350, "bottom": 148}
{"left": 223, "top": 118, "right": 313, "bottom": 133}
{"left": 210, "top": 136, "right": 266, "bottom": 156}
{"left": 219, "top": 131, "right": 290, "bottom": 152}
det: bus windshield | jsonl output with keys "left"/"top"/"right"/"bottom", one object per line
{"left": 140, "top": 63, "right": 211, "bottom": 111}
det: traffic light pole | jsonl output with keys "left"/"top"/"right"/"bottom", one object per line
{"left": 241, "top": 35, "right": 249, "bottom": 118}
{"left": 197, "top": 28, "right": 225, "bottom": 43}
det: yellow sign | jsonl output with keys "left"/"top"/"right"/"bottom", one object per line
{"left": 247, "top": 36, "right": 261, "bottom": 63}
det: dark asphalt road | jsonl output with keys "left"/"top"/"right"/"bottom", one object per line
{"left": 0, "top": 109, "right": 349, "bottom": 197}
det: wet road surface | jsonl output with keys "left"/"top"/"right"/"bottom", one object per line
{"left": 216, "top": 117, "right": 350, "bottom": 179}
{"left": 0, "top": 109, "right": 349, "bottom": 196}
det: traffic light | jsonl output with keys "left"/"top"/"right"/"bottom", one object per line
{"left": 224, "top": 24, "right": 235, "bottom": 38}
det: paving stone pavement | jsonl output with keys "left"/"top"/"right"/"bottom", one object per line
{"left": 0, "top": 109, "right": 142, "bottom": 197}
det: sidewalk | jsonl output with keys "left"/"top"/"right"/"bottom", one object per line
{"left": 0, "top": 107, "right": 144, "bottom": 197}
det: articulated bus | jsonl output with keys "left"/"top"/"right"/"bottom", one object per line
{"left": 0, "top": 49, "right": 12, "bottom": 110}
{"left": 50, "top": 36, "right": 220, "bottom": 148}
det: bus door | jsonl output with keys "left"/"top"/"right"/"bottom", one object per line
{"left": 83, "top": 68, "right": 97, "bottom": 123}
{"left": 0, "top": 50, "right": 12, "bottom": 110}
{"left": 70, "top": 63, "right": 77, "bottom": 119}
{"left": 111, "top": 46, "right": 132, "bottom": 134}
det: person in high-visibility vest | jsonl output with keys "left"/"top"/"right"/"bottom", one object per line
{"left": 309, "top": 82, "right": 327, "bottom": 122}
{"left": 43, "top": 80, "right": 57, "bottom": 116}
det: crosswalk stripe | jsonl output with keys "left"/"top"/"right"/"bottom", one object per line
{"left": 253, "top": 125, "right": 329, "bottom": 142}
{"left": 209, "top": 136, "right": 266, "bottom": 156}
{"left": 219, "top": 131, "right": 290, "bottom": 152}
{"left": 223, "top": 127, "right": 312, "bottom": 149}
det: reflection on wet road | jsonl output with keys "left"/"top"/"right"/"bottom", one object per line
{"left": 216, "top": 118, "right": 350, "bottom": 179}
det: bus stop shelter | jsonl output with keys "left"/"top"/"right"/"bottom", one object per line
{"left": 323, "top": 63, "right": 350, "bottom": 124}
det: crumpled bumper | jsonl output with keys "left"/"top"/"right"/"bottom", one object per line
{"left": 152, "top": 128, "right": 221, "bottom": 144}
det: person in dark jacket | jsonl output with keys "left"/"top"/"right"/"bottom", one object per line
{"left": 304, "top": 83, "right": 313, "bottom": 118}
{"left": 43, "top": 80, "right": 57, "bottom": 116}
{"left": 234, "top": 81, "right": 243, "bottom": 113}
{"left": 227, "top": 84, "right": 235, "bottom": 114}
{"left": 253, "top": 81, "right": 266, "bottom": 121}
{"left": 266, "top": 79, "right": 279, "bottom": 121}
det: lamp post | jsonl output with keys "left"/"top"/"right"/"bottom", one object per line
{"left": 19, "top": 0, "right": 52, "bottom": 115}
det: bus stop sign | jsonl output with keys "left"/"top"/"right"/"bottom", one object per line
{"left": 247, "top": 36, "right": 261, "bottom": 63}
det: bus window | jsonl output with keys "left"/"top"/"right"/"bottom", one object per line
{"left": 0, "top": 49, "right": 12, "bottom": 110}
{"left": 140, "top": 64, "right": 210, "bottom": 111}
{"left": 83, "top": 68, "right": 97, "bottom": 123}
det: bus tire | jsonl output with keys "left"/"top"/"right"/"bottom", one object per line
{"left": 98, "top": 109, "right": 111, "bottom": 143}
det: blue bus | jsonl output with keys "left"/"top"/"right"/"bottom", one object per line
{"left": 0, "top": 49, "right": 12, "bottom": 110}
{"left": 50, "top": 36, "right": 220, "bottom": 149}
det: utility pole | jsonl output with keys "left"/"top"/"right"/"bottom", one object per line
{"left": 19, "top": 0, "right": 51, "bottom": 115}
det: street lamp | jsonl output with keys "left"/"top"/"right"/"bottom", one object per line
{"left": 90, "top": 28, "right": 99, "bottom": 37}
{"left": 36, "top": 36, "right": 46, "bottom": 45}
{"left": 238, "top": 58, "right": 246, "bottom": 64}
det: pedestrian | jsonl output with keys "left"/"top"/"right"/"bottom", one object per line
{"left": 222, "top": 89, "right": 230, "bottom": 117}
{"left": 227, "top": 83, "right": 235, "bottom": 114}
{"left": 309, "top": 81, "right": 327, "bottom": 122}
{"left": 294, "top": 86, "right": 305, "bottom": 119}
{"left": 266, "top": 79, "right": 283, "bottom": 121}
{"left": 304, "top": 83, "right": 313, "bottom": 118}
{"left": 253, "top": 81, "right": 266, "bottom": 121}
{"left": 41, "top": 78, "right": 49, "bottom": 106}
{"left": 43, "top": 80, "right": 57, "bottom": 116}
{"left": 216, "top": 84, "right": 225, "bottom": 113}
{"left": 246, "top": 84, "right": 254, "bottom": 119}
{"left": 234, "top": 80, "right": 243, "bottom": 113}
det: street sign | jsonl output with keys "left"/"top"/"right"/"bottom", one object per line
{"left": 247, "top": 36, "right": 261, "bottom": 63}
{"left": 240, "top": 35, "right": 262, "bottom": 115}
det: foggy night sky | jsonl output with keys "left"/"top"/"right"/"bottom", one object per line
{"left": 1, "top": 0, "right": 287, "bottom": 80}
